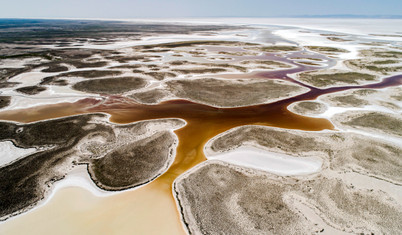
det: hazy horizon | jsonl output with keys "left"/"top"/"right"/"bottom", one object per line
{"left": 1, "top": 0, "right": 402, "bottom": 19}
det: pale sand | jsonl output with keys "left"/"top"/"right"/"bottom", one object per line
{"left": 284, "top": 193, "right": 350, "bottom": 235}
{"left": 9, "top": 71, "right": 49, "bottom": 87}
{"left": 205, "top": 146, "right": 322, "bottom": 176}
{"left": 108, "top": 18, "right": 402, "bottom": 36}
{"left": 0, "top": 116, "right": 187, "bottom": 234}
{"left": 0, "top": 127, "right": 323, "bottom": 235}
{"left": 0, "top": 141, "right": 37, "bottom": 167}
{"left": 58, "top": 33, "right": 251, "bottom": 50}
{"left": 2, "top": 95, "right": 93, "bottom": 111}
{"left": 0, "top": 179, "right": 186, "bottom": 235}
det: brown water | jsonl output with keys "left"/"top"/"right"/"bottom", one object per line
{"left": 0, "top": 97, "right": 333, "bottom": 234}
{"left": 0, "top": 50, "right": 401, "bottom": 234}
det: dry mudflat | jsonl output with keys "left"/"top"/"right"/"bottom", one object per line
{"left": 288, "top": 101, "right": 327, "bottom": 116}
{"left": 15, "top": 85, "right": 47, "bottom": 95}
{"left": 332, "top": 111, "right": 402, "bottom": 138}
{"left": 174, "top": 125, "right": 402, "bottom": 234}
{"left": 0, "top": 114, "right": 184, "bottom": 220}
{"left": 165, "top": 78, "right": 308, "bottom": 107}
{"left": 345, "top": 49, "right": 402, "bottom": 75}
{"left": 320, "top": 86, "right": 401, "bottom": 111}
{"left": 296, "top": 69, "right": 377, "bottom": 88}
{"left": 1, "top": 20, "right": 402, "bottom": 235}
{"left": 206, "top": 125, "right": 402, "bottom": 183}
{"left": 174, "top": 160, "right": 402, "bottom": 235}
{"left": 0, "top": 96, "right": 10, "bottom": 109}
{"left": 72, "top": 77, "right": 147, "bottom": 95}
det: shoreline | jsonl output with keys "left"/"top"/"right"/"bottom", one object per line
{"left": 205, "top": 145, "right": 323, "bottom": 176}
{"left": 0, "top": 116, "right": 186, "bottom": 223}
{"left": 0, "top": 19, "right": 401, "bottom": 234}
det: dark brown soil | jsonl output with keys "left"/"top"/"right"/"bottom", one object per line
{"left": 0, "top": 96, "right": 11, "bottom": 109}
{"left": 15, "top": 86, "right": 46, "bottom": 95}
{"left": 72, "top": 77, "right": 147, "bottom": 94}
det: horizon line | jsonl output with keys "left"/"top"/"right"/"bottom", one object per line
{"left": 1, "top": 14, "right": 402, "bottom": 21}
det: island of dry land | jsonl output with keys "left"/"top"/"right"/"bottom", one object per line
{"left": 174, "top": 160, "right": 401, "bottom": 235}
{"left": 175, "top": 125, "right": 402, "bottom": 234}
{"left": 288, "top": 101, "right": 327, "bottom": 116}
{"left": 0, "top": 114, "right": 184, "bottom": 220}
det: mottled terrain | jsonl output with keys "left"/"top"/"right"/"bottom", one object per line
{"left": 0, "top": 19, "right": 401, "bottom": 235}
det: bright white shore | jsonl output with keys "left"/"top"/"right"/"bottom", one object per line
{"left": 205, "top": 146, "right": 322, "bottom": 176}
{"left": 0, "top": 141, "right": 36, "bottom": 167}
{"left": 61, "top": 17, "right": 402, "bottom": 36}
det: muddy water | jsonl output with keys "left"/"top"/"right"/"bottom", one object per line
{"left": 97, "top": 96, "right": 335, "bottom": 191}
{"left": 0, "top": 181, "right": 187, "bottom": 234}
{"left": 0, "top": 98, "right": 103, "bottom": 123}
{"left": 0, "top": 50, "right": 401, "bottom": 234}
{"left": 0, "top": 95, "right": 334, "bottom": 234}
{"left": 1, "top": 74, "right": 401, "bottom": 234}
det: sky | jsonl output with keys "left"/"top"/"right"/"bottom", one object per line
{"left": 0, "top": 0, "right": 401, "bottom": 19}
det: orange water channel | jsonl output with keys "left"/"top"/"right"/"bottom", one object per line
{"left": 0, "top": 96, "right": 333, "bottom": 234}
{"left": 0, "top": 52, "right": 401, "bottom": 234}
